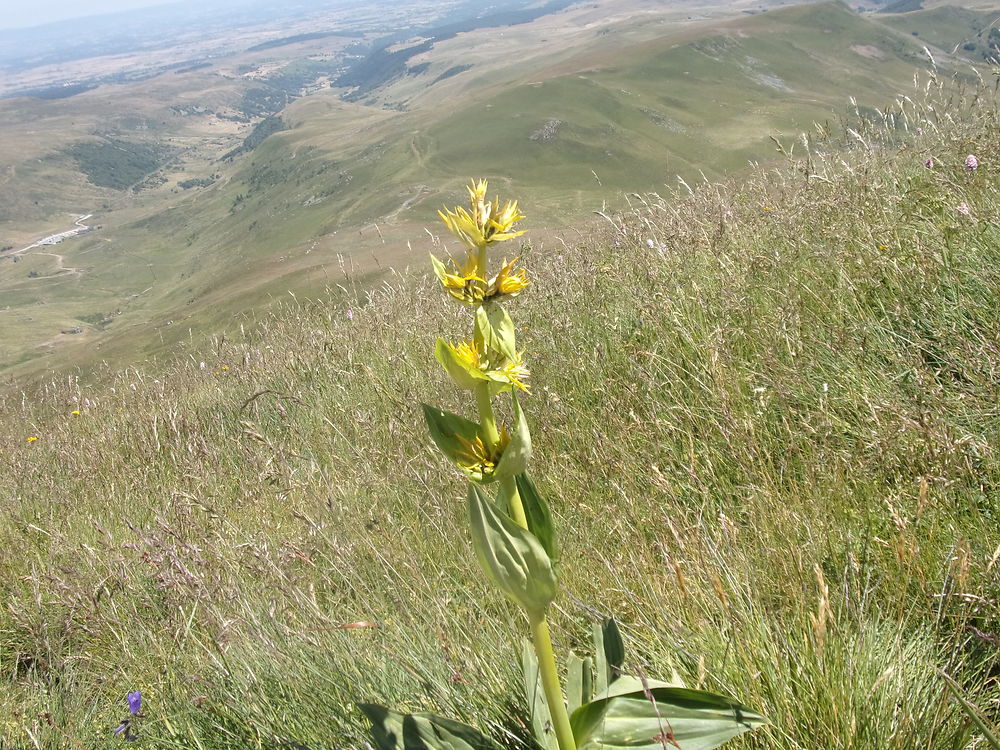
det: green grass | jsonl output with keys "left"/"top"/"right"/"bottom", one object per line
{"left": 2, "top": 1, "right": 980, "bottom": 379}
{"left": 0, "top": 76, "right": 997, "bottom": 747}
{"left": 876, "top": 6, "right": 999, "bottom": 55}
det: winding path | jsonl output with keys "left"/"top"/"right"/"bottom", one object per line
{"left": 5, "top": 213, "right": 93, "bottom": 278}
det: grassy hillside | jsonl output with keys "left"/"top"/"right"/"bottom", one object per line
{"left": 876, "top": 5, "right": 1000, "bottom": 58}
{"left": 0, "top": 77, "right": 997, "bottom": 747}
{"left": 0, "top": 1, "right": 984, "bottom": 380}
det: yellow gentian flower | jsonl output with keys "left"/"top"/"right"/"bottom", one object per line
{"left": 433, "top": 179, "right": 528, "bottom": 304}
{"left": 439, "top": 337, "right": 530, "bottom": 392}
{"left": 453, "top": 427, "right": 510, "bottom": 479}
{"left": 488, "top": 258, "right": 530, "bottom": 298}
{"left": 431, "top": 252, "right": 488, "bottom": 306}
{"left": 486, "top": 199, "right": 525, "bottom": 243}
{"left": 438, "top": 179, "right": 525, "bottom": 250}
{"left": 497, "top": 359, "right": 531, "bottom": 392}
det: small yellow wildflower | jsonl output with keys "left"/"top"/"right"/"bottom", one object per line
{"left": 26, "top": 436, "right": 38, "bottom": 443}
{"left": 450, "top": 339, "right": 484, "bottom": 370}
{"left": 498, "top": 359, "right": 531, "bottom": 392}
{"left": 71, "top": 410, "right": 80, "bottom": 416}
{"left": 433, "top": 180, "right": 528, "bottom": 305}
{"left": 431, "top": 251, "right": 487, "bottom": 306}
{"left": 221, "top": 365, "right": 229, "bottom": 371}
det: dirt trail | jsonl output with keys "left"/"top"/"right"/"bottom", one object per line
{"left": 4, "top": 213, "right": 93, "bottom": 278}
{"left": 30, "top": 252, "right": 84, "bottom": 278}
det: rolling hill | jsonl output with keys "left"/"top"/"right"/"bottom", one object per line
{"left": 0, "top": 0, "right": 995, "bottom": 382}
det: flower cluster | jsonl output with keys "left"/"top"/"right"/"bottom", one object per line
{"left": 431, "top": 180, "right": 529, "bottom": 306}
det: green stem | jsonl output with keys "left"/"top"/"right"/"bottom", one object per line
{"left": 500, "top": 475, "right": 527, "bottom": 528}
{"left": 476, "top": 244, "right": 488, "bottom": 280}
{"left": 475, "top": 383, "right": 500, "bottom": 447}
{"left": 474, "top": 342, "right": 572, "bottom": 749}
{"left": 531, "top": 615, "right": 578, "bottom": 750}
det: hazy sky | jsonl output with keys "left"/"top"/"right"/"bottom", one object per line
{"left": 0, "top": 0, "right": 180, "bottom": 30}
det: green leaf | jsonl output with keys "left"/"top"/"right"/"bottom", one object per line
{"left": 422, "top": 404, "right": 497, "bottom": 483}
{"left": 521, "top": 641, "right": 560, "bottom": 750}
{"left": 516, "top": 473, "right": 557, "bottom": 563}
{"left": 495, "top": 392, "right": 531, "bottom": 480}
{"left": 423, "top": 403, "right": 480, "bottom": 457}
{"left": 571, "top": 680, "right": 767, "bottom": 750}
{"left": 468, "top": 483, "right": 556, "bottom": 619}
{"left": 435, "top": 339, "right": 489, "bottom": 391}
{"left": 593, "top": 619, "right": 625, "bottom": 692}
{"left": 567, "top": 653, "right": 594, "bottom": 715}
{"left": 359, "top": 704, "right": 500, "bottom": 750}
{"left": 430, "top": 254, "right": 450, "bottom": 285}
{"left": 475, "top": 301, "right": 517, "bottom": 362}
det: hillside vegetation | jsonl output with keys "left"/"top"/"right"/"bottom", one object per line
{"left": 1, "top": 1, "right": 990, "bottom": 380}
{"left": 0, "top": 76, "right": 998, "bottom": 747}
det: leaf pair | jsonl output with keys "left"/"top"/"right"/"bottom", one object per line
{"left": 468, "top": 481, "right": 555, "bottom": 621}
{"left": 359, "top": 704, "right": 499, "bottom": 750}
{"left": 523, "top": 620, "right": 766, "bottom": 750}
{"left": 571, "top": 677, "right": 766, "bottom": 750}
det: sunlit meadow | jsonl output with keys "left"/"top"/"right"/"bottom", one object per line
{"left": 0, "top": 77, "right": 998, "bottom": 748}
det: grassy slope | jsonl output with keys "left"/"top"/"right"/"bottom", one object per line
{"left": 0, "top": 1, "right": 975, "bottom": 381}
{"left": 0, "top": 78, "right": 997, "bottom": 748}
{"left": 877, "top": 5, "right": 1000, "bottom": 53}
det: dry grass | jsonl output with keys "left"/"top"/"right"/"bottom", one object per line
{"left": 0, "top": 76, "right": 998, "bottom": 748}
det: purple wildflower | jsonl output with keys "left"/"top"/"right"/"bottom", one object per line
{"left": 956, "top": 202, "right": 970, "bottom": 216}
{"left": 965, "top": 154, "right": 978, "bottom": 171}
{"left": 112, "top": 721, "right": 129, "bottom": 736}
{"left": 924, "top": 158, "right": 933, "bottom": 168}
{"left": 128, "top": 691, "right": 142, "bottom": 715}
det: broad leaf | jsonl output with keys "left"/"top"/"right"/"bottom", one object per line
{"left": 495, "top": 392, "right": 531, "bottom": 480}
{"left": 521, "top": 640, "right": 559, "bottom": 750}
{"left": 421, "top": 404, "right": 494, "bottom": 483}
{"left": 468, "top": 483, "right": 556, "bottom": 619}
{"left": 515, "top": 473, "right": 557, "bottom": 563}
{"left": 571, "top": 680, "right": 767, "bottom": 750}
{"left": 593, "top": 619, "right": 625, "bottom": 693}
{"left": 429, "top": 254, "right": 450, "bottom": 286}
{"left": 435, "top": 339, "right": 490, "bottom": 391}
{"left": 475, "top": 301, "right": 518, "bottom": 363}
{"left": 567, "top": 653, "right": 594, "bottom": 715}
{"left": 359, "top": 704, "right": 500, "bottom": 750}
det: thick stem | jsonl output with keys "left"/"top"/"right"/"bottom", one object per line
{"left": 475, "top": 383, "right": 500, "bottom": 447}
{"left": 500, "top": 475, "right": 527, "bottom": 529}
{"left": 476, "top": 243, "right": 488, "bottom": 280}
{"left": 473, "top": 319, "right": 571, "bottom": 749}
{"left": 531, "top": 616, "right": 578, "bottom": 750}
